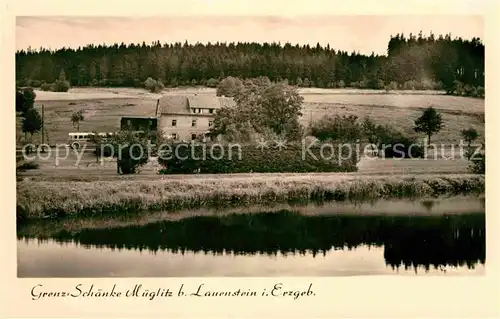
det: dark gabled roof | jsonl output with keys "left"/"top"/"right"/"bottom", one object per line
{"left": 159, "top": 94, "right": 236, "bottom": 114}
{"left": 158, "top": 95, "right": 190, "bottom": 114}
{"left": 121, "top": 116, "right": 157, "bottom": 120}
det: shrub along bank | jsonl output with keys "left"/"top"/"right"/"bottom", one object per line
{"left": 16, "top": 174, "right": 485, "bottom": 222}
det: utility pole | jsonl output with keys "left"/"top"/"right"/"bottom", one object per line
{"left": 155, "top": 99, "right": 160, "bottom": 117}
{"left": 41, "top": 104, "right": 45, "bottom": 152}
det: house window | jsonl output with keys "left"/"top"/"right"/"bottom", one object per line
{"left": 208, "top": 120, "right": 213, "bottom": 127}
{"left": 191, "top": 133, "right": 197, "bottom": 140}
{"left": 171, "top": 119, "right": 177, "bottom": 127}
{"left": 209, "top": 108, "right": 214, "bottom": 114}
{"left": 192, "top": 119, "right": 197, "bottom": 127}
{"left": 171, "top": 133, "right": 178, "bottom": 140}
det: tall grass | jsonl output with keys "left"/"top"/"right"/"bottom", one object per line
{"left": 16, "top": 174, "right": 485, "bottom": 222}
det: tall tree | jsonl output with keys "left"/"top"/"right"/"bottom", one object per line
{"left": 210, "top": 80, "right": 304, "bottom": 141}
{"left": 414, "top": 107, "right": 443, "bottom": 144}
{"left": 16, "top": 87, "right": 36, "bottom": 115}
{"left": 22, "top": 108, "right": 43, "bottom": 143}
{"left": 71, "top": 110, "right": 85, "bottom": 131}
{"left": 461, "top": 127, "right": 480, "bottom": 160}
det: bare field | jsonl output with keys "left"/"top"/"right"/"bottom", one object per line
{"left": 32, "top": 87, "right": 449, "bottom": 101}
{"left": 302, "top": 93, "right": 484, "bottom": 113}
{"left": 16, "top": 98, "right": 159, "bottom": 145}
{"left": 302, "top": 103, "right": 484, "bottom": 145}
{"left": 17, "top": 87, "right": 484, "bottom": 147}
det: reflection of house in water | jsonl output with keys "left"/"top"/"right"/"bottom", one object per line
{"left": 157, "top": 95, "right": 235, "bottom": 141}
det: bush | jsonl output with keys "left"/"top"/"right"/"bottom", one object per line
{"left": 158, "top": 143, "right": 358, "bottom": 174}
{"left": 40, "top": 80, "right": 70, "bottom": 92}
{"left": 52, "top": 79, "right": 70, "bottom": 92}
{"left": 376, "top": 79, "right": 385, "bottom": 89}
{"left": 40, "top": 83, "right": 53, "bottom": 91}
{"left": 252, "top": 76, "right": 272, "bottom": 87}
{"left": 363, "top": 119, "right": 424, "bottom": 158}
{"left": 30, "top": 80, "right": 42, "bottom": 87}
{"left": 93, "top": 144, "right": 114, "bottom": 157}
{"left": 451, "top": 80, "right": 465, "bottom": 95}
{"left": 16, "top": 161, "right": 39, "bottom": 172}
{"left": 206, "top": 78, "right": 220, "bottom": 88}
{"left": 144, "top": 77, "right": 165, "bottom": 93}
{"left": 468, "top": 153, "right": 485, "bottom": 174}
{"left": 403, "top": 80, "right": 420, "bottom": 90}
{"left": 98, "top": 79, "right": 109, "bottom": 86}
{"left": 378, "top": 133, "right": 424, "bottom": 159}
{"left": 384, "top": 81, "right": 398, "bottom": 91}
{"left": 16, "top": 79, "right": 27, "bottom": 87}
{"left": 216, "top": 76, "right": 244, "bottom": 97}
{"left": 117, "top": 145, "right": 149, "bottom": 174}
{"left": 461, "top": 85, "right": 485, "bottom": 98}
{"left": 310, "top": 114, "right": 362, "bottom": 143}
{"left": 476, "top": 86, "right": 485, "bottom": 98}
{"left": 350, "top": 81, "right": 360, "bottom": 88}
{"left": 93, "top": 131, "right": 150, "bottom": 174}
{"left": 463, "top": 84, "right": 476, "bottom": 97}
{"left": 420, "top": 79, "right": 438, "bottom": 90}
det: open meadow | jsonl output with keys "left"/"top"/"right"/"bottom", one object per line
{"left": 16, "top": 87, "right": 485, "bottom": 147}
{"left": 17, "top": 150, "right": 472, "bottom": 182}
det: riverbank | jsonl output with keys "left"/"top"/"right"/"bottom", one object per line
{"left": 17, "top": 194, "right": 484, "bottom": 238}
{"left": 16, "top": 173, "right": 485, "bottom": 222}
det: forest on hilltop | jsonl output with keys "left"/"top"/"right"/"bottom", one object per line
{"left": 16, "top": 32, "right": 484, "bottom": 93}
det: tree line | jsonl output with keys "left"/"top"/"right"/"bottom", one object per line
{"left": 16, "top": 32, "right": 484, "bottom": 95}
{"left": 22, "top": 211, "right": 484, "bottom": 270}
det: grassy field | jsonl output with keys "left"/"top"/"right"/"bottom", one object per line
{"left": 17, "top": 154, "right": 472, "bottom": 181}
{"left": 16, "top": 135, "right": 473, "bottom": 181}
{"left": 16, "top": 173, "right": 484, "bottom": 221}
{"left": 16, "top": 87, "right": 485, "bottom": 146}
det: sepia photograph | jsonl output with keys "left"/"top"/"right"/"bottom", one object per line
{"left": 15, "top": 14, "right": 485, "bottom": 278}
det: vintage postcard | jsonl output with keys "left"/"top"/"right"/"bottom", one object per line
{"left": 2, "top": 0, "right": 499, "bottom": 317}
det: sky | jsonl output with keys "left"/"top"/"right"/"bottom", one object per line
{"left": 16, "top": 15, "right": 484, "bottom": 55}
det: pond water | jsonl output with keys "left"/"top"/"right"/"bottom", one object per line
{"left": 17, "top": 196, "right": 485, "bottom": 277}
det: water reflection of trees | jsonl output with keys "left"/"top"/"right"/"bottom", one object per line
{"left": 22, "top": 211, "right": 485, "bottom": 271}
